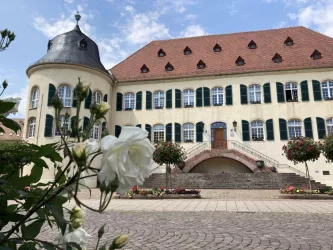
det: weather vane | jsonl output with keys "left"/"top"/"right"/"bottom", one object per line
{"left": 75, "top": 11, "right": 81, "bottom": 25}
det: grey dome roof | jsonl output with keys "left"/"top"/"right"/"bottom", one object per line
{"left": 27, "top": 25, "right": 108, "bottom": 74}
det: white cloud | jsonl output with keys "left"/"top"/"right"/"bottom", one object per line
{"left": 185, "top": 14, "right": 196, "bottom": 21}
{"left": 155, "top": 0, "right": 195, "bottom": 14}
{"left": 181, "top": 24, "right": 207, "bottom": 37}
{"left": 274, "top": 20, "right": 288, "bottom": 28}
{"left": 64, "top": 0, "right": 75, "bottom": 4}
{"left": 98, "top": 38, "right": 130, "bottom": 68}
{"left": 125, "top": 5, "right": 135, "bottom": 14}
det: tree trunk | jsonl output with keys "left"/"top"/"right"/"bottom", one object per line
{"left": 305, "top": 161, "right": 312, "bottom": 191}
{"left": 165, "top": 164, "right": 170, "bottom": 191}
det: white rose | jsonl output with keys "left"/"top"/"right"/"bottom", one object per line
{"left": 58, "top": 227, "right": 90, "bottom": 249}
{"left": 72, "top": 143, "right": 88, "bottom": 166}
{"left": 98, "top": 102, "right": 110, "bottom": 115}
{"left": 84, "top": 140, "right": 100, "bottom": 154}
{"left": 97, "top": 126, "right": 155, "bottom": 194}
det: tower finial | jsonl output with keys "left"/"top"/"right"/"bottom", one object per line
{"left": 75, "top": 11, "right": 81, "bottom": 25}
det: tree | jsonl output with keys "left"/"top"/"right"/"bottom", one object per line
{"left": 282, "top": 137, "right": 321, "bottom": 190}
{"left": 321, "top": 135, "right": 333, "bottom": 162}
{"left": 153, "top": 141, "right": 186, "bottom": 190}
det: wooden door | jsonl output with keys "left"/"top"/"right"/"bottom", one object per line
{"left": 212, "top": 128, "right": 227, "bottom": 149}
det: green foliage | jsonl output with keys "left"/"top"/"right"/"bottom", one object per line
{"left": 0, "top": 29, "right": 15, "bottom": 52}
{"left": 321, "top": 135, "right": 333, "bottom": 162}
{"left": 153, "top": 141, "right": 186, "bottom": 165}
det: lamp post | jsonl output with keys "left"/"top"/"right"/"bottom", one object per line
{"left": 232, "top": 120, "right": 237, "bottom": 132}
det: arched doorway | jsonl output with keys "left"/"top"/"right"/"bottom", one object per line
{"left": 191, "top": 157, "right": 253, "bottom": 173}
{"left": 211, "top": 122, "right": 227, "bottom": 149}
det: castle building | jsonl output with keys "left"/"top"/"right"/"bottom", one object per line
{"left": 24, "top": 15, "right": 333, "bottom": 187}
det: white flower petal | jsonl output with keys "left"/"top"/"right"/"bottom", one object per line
{"left": 118, "top": 127, "right": 148, "bottom": 142}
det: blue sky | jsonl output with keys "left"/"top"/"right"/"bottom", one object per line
{"left": 1, "top": 0, "right": 333, "bottom": 117}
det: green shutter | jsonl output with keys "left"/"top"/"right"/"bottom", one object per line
{"left": 304, "top": 117, "right": 313, "bottom": 138}
{"left": 115, "top": 125, "right": 122, "bottom": 138}
{"left": 83, "top": 116, "right": 89, "bottom": 132}
{"left": 196, "top": 122, "right": 204, "bottom": 142}
{"left": 145, "top": 124, "right": 151, "bottom": 141}
{"left": 47, "top": 83, "right": 56, "bottom": 106}
{"left": 116, "top": 93, "right": 123, "bottom": 111}
{"left": 136, "top": 91, "right": 142, "bottom": 110}
{"left": 240, "top": 84, "right": 248, "bottom": 104}
{"left": 70, "top": 116, "right": 77, "bottom": 138}
{"left": 102, "top": 122, "right": 107, "bottom": 132}
{"left": 166, "top": 123, "right": 172, "bottom": 141}
{"left": 316, "top": 117, "right": 326, "bottom": 139}
{"left": 84, "top": 89, "right": 92, "bottom": 109}
{"left": 146, "top": 91, "right": 152, "bottom": 110}
{"left": 174, "top": 123, "right": 181, "bottom": 142}
{"left": 72, "top": 89, "right": 77, "bottom": 107}
{"left": 266, "top": 119, "right": 274, "bottom": 141}
{"left": 196, "top": 87, "right": 203, "bottom": 107}
{"left": 263, "top": 83, "right": 271, "bottom": 103}
{"left": 312, "top": 80, "right": 322, "bottom": 101}
{"left": 279, "top": 118, "right": 288, "bottom": 140}
{"left": 166, "top": 89, "right": 172, "bottom": 109}
{"left": 136, "top": 124, "right": 141, "bottom": 128}
{"left": 103, "top": 94, "right": 108, "bottom": 102}
{"left": 300, "top": 80, "right": 309, "bottom": 101}
{"left": 276, "top": 82, "right": 285, "bottom": 103}
{"left": 241, "top": 120, "right": 250, "bottom": 141}
{"left": 44, "top": 114, "right": 53, "bottom": 137}
{"left": 175, "top": 89, "right": 181, "bottom": 108}
{"left": 225, "top": 85, "right": 233, "bottom": 105}
{"left": 203, "top": 87, "right": 210, "bottom": 106}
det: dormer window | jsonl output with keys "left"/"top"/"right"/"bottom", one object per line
{"left": 213, "top": 43, "right": 222, "bottom": 52}
{"left": 141, "top": 64, "right": 149, "bottom": 73}
{"left": 184, "top": 46, "right": 192, "bottom": 55}
{"left": 235, "top": 56, "right": 245, "bottom": 66}
{"left": 311, "top": 49, "right": 322, "bottom": 60}
{"left": 197, "top": 60, "right": 206, "bottom": 69}
{"left": 78, "top": 38, "right": 87, "bottom": 50}
{"left": 165, "top": 62, "right": 174, "bottom": 71}
{"left": 248, "top": 40, "right": 257, "bottom": 49}
{"left": 47, "top": 40, "right": 52, "bottom": 51}
{"left": 284, "top": 37, "right": 294, "bottom": 46}
{"left": 158, "top": 49, "right": 166, "bottom": 57}
{"left": 272, "top": 53, "right": 282, "bottom": 63}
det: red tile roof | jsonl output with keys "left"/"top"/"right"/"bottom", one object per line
{"left": 0, "top": 118, "right": 24, "bottom": 141}
{"left": 110, "top": 26, "right": 333, "bottom": 82}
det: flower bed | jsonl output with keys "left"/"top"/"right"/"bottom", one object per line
{"left": 116, "top": 186, "right": 201, "bottom": 199}
{"left": 279, "top": 185, "right": 333, "bottom": 199}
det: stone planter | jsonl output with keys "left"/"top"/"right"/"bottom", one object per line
{"left": 279, "top": 194, "right": 333, "bottom": 200}
{"left": 117, "top": 194, "right": 201, "bottom": 199}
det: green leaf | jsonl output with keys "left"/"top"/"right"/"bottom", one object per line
{"left": 49, "top": 205, "right": 67, "bottom": 235}
{"left": 0, "top": 101, "right": 16, "bottom": 113}
{"left": 18, "top": 242, "right": 36, "bottom": 250}
{"left": 99, "top": 244, "right": 107, "bottom": 250}
{"left": 0, "top": 117, "right": 21, "bottom": 133}
{"left": 21, "top": 220, "right": 44, "bottom": 239}
{"left": 66, "top": 243, "right": 82, "bottom": 250}
{"left": 6, "top": 204, "right": 18, "bottom": 213}
{"left": 0, "top": 196, "right": 7, "bottom": 212}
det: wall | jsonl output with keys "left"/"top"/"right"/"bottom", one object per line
{"left": 191, "top": 158, "right": 252, "bottom": 173}
{"left": 114, "top": 68, "right": 333, "bottom": 186}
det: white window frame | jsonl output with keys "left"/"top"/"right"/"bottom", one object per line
{"left": 327, "top": 118, "right": 333, "bottom": 135}
{"left": 322, "top": 80, "right": 333, "bottom": 100}
{"left": 55, "top": 115, "right": 70, "bottom": 136}
{"left": 124, "top": 92, "right": 135, "bottom": 109}
{"left": 288, "top": 119, "right": 302, "bottom": 139}
{"left": 285, "top": 82, "right": 298, "bottom": 102}
{"left": 31, "top": 87, "right": 39, "bottom": 109}
{"left": 153, "top": 124, "right": 164, "bottom": 143}
{"left": 183, "top": 123, "right": 194, "bottom": 142}
{"left": 251, "top": 120, "right": 264, "bottom": 140}
{"left": 91, "top": 122, "right": 100, "bottom": 140}
{"left": 93, "top": 91, "right": 102, "bottom": 104}
{"left": 28, "top": 117, "right": 36, "bottom": 138}
{"left": 58, "top": 85, "right": 72, "bottom": 108}
{"left": 212, "top": 87, "right": 223, "bottom": 105}
{"left": 154, "top": 91, "right": 164, "bottom": 109}
{"left": 183, "top": 89, "right": 194, "bottom": 107}
{"left": 249, "top": 85, "right": 261, "bottom": 104}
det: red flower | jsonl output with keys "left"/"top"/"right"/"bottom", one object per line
{"left": 24, "top": 186, "right": 30, "bottom": 191}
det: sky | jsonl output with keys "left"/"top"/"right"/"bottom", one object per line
{"left": 1, "top": 0, "right": 333, "bottom": 118}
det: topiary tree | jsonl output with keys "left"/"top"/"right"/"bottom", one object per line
{"left": 282, "top": 137, "right": 321, "bottom": 190}
{"left": 153, "top": 141, "right": 186, "bottom": 190}
{"left": 321, "top": 135, "right": 333, "bottom": 162}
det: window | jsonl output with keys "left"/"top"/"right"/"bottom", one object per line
{"left": 183, "top": 123, "right": 194, "bottom": 142}
{"left": 140, "top": 64, "right": 149, "bottom": 73}
{"left": 212, "top": 87, "right": 223, "bottom": 105}
{"left": 248, "top": 40, "right": 257, "bottom": 49}
{"left": 327, "top": 118, "right": 333, "bottom": 135}
{"left": 184, "top": 46, "right": 192, "bottom": 55}
{"left": 165, "top": 62, "right": 174, "bottom": 71}
{"left": 124, "top": 92, "right": 135, "bottom": 109}
{"left": 78, "top": 38, "right": 87, "bottom": 49}
{"left": 28, "top": 117, "right": 36, "bottom": 138}
{"left": 323, "top": 171, "right": 330, "bottom": 175}
{"left": 284, "top": 37, "right": 293, "bottom": 46}
{"left": 158, "top": 49, "right": 166, "bottom": 57}
{"left": 55, "top": 115, "right": 69, "bottom": 136}
{"left": 58, "top": 85, "right": 72, "bottom": 107}
{"left": 311, "top": 49, "right": 322, "bottom": 60}
{"left": 288, "top": 119, "right": 302, "bottom": 139}
{"left": 249, "top": 85, "right": 261, "bottom": 103}
{"left": 235, "top": 56, "right": 245, "bottom": 66}
{"left": 154, "top": 91, "right": 164, "bottom": 109}
{"left": 183, "top": 89, "right": 194, "bottom": 107}
{"left": 285, "top": 82, "right": 298, "bottom": 102}
{"left": 153, "top": 124, "right": 164, "bottom": 143}
{"left": 47, "top": 40, "right": 52, "bottom": 51}
{"left": 93, "top": 91, "right": 102, "bottom": 104}
{"left": 272, "top": 53, "right": 282, "bottom": 63}
{"left": 31, "top": 87, "right": 39, "bottom": 109}
{"left": 322, "top": 80, "right": 333, "bottom": 100}
{"left": 213, "top": 43, "right": 221, "bottom": 52}
{"left": 91, "top": 122, "right": 100, "bottom": 140}
{"left": 197, "top": 60, "right": 206, "bottom": 69}
{"left": 251, "top": 120, "right": 264, "bottom": 140}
